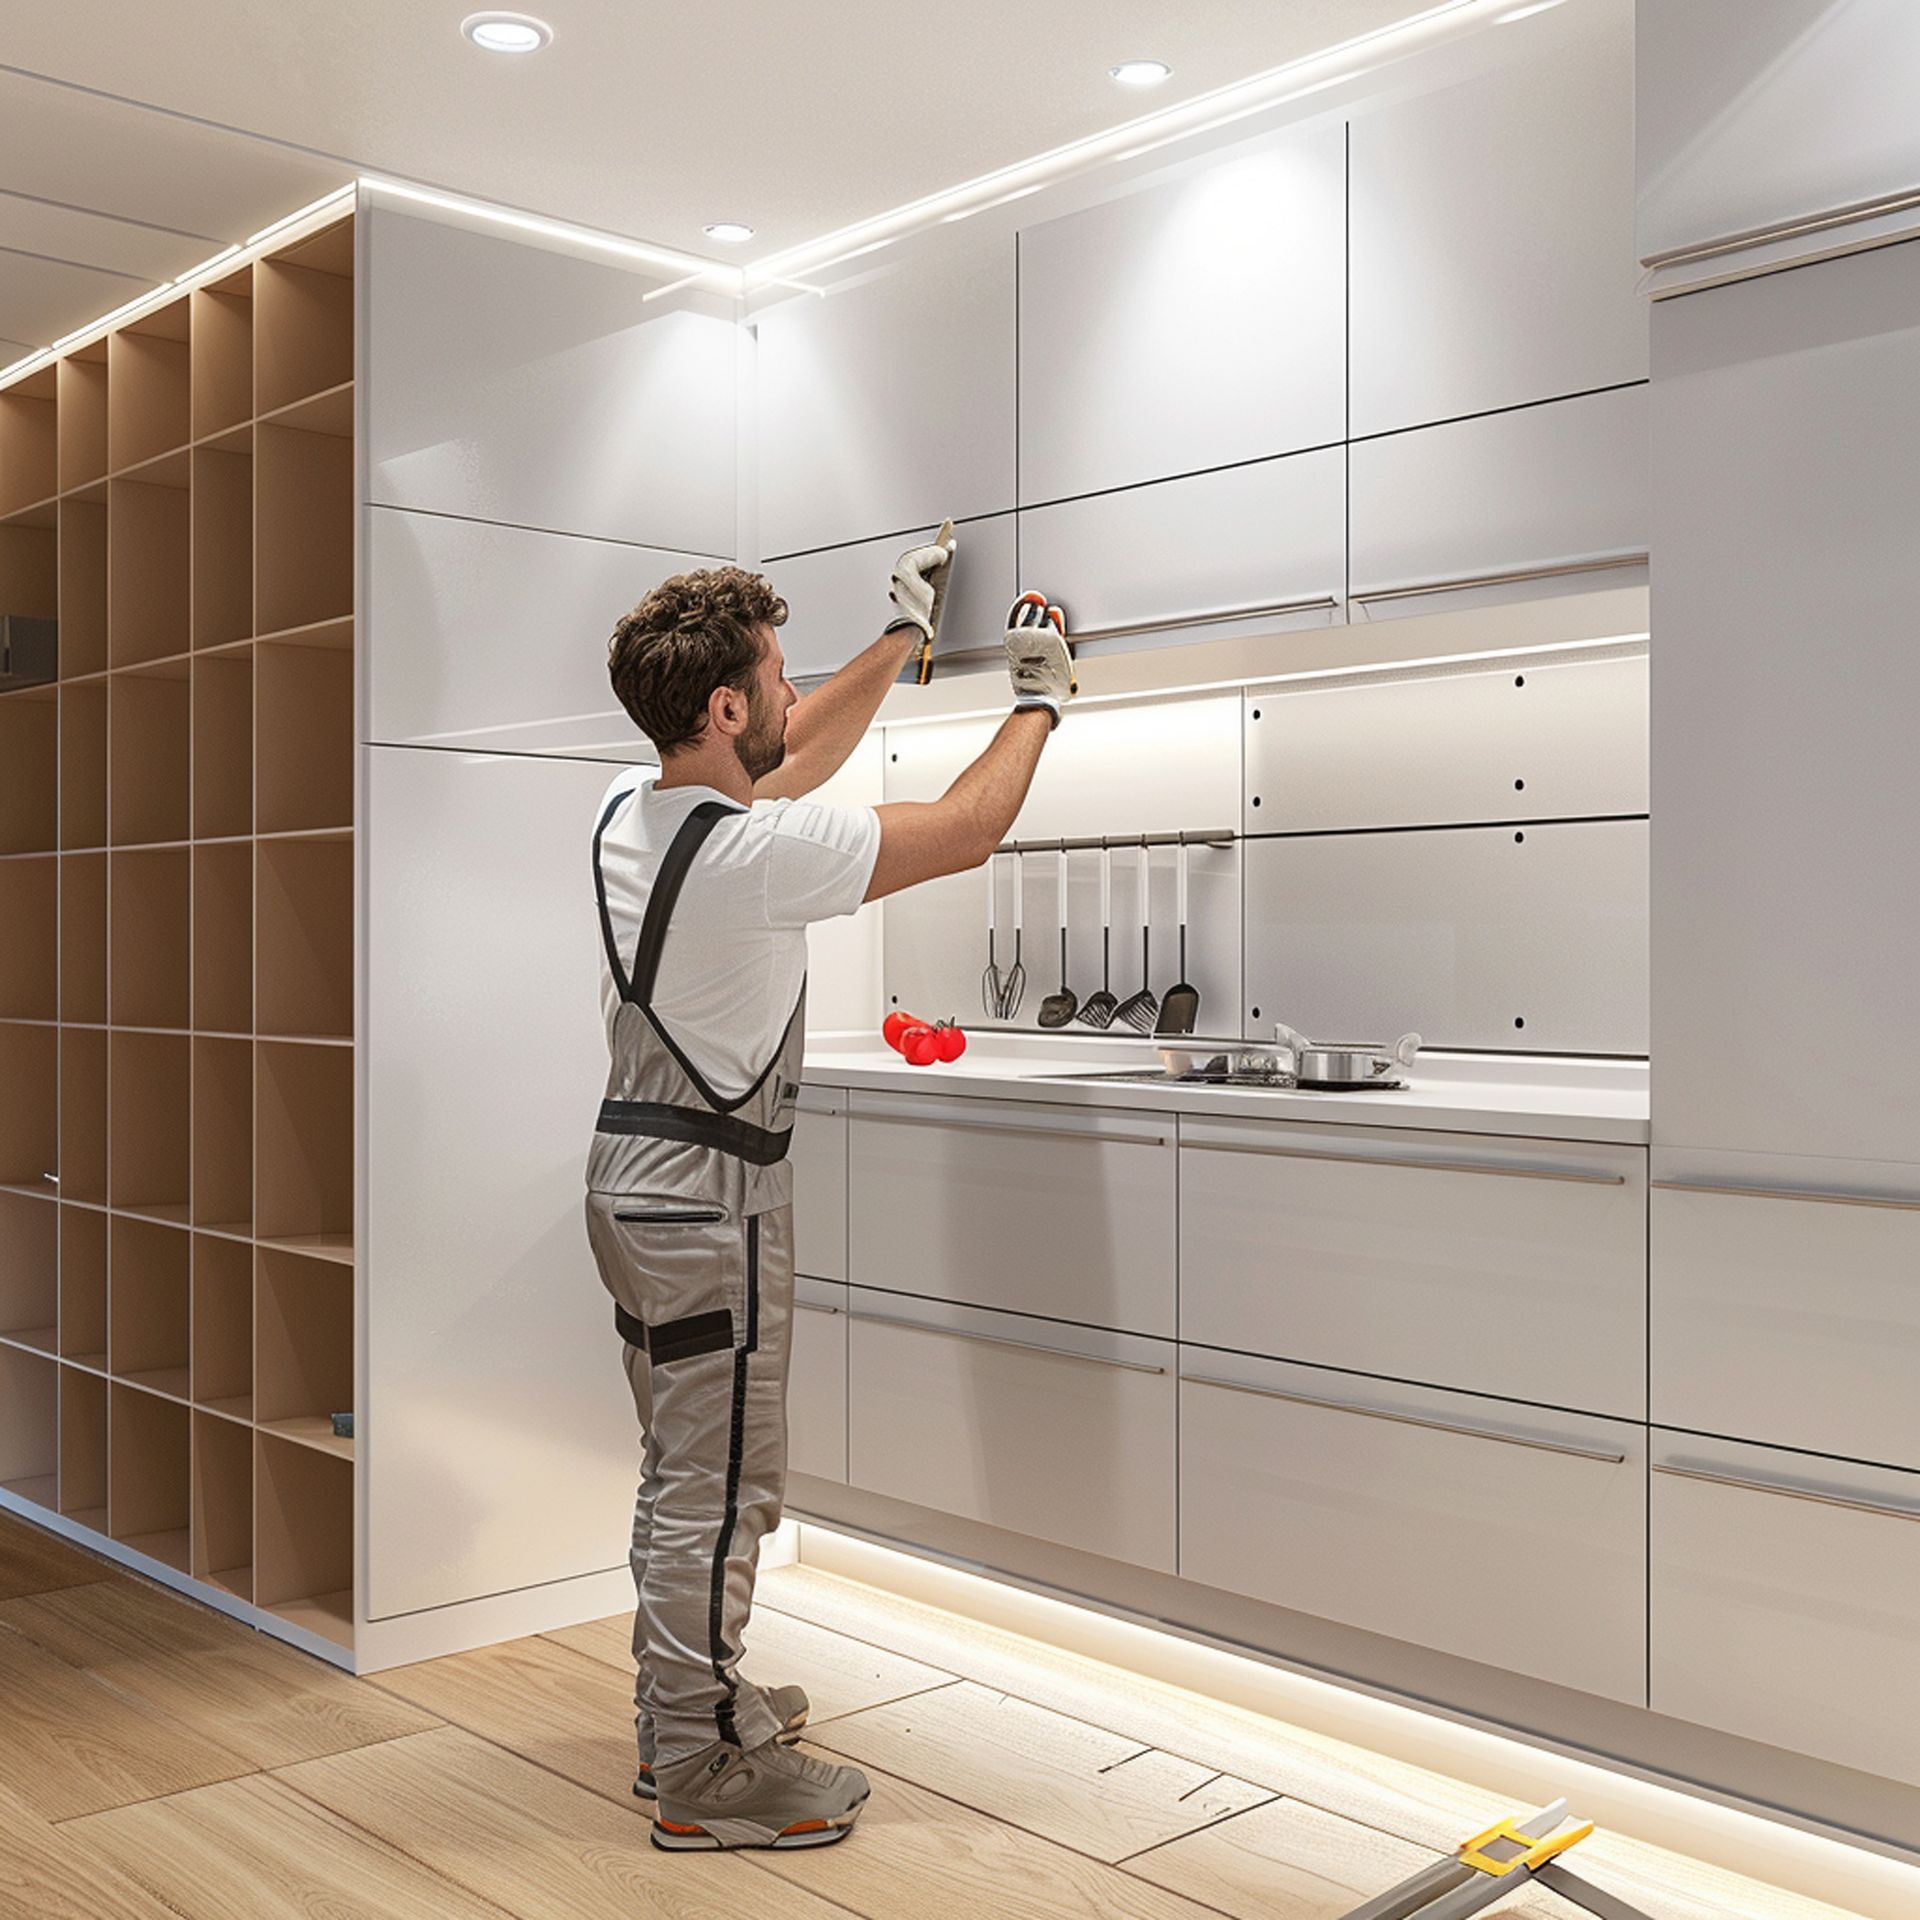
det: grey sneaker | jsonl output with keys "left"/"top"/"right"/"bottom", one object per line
{"left": 633, "top": 1684, "right": 809, "bottom": 1801}
{"left": 651, "top": 1737, "right": 870, "bottom": 1851}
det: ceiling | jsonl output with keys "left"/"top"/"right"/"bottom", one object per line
{"left": 0, "top": 1, "right": 1443, "bottom": 360}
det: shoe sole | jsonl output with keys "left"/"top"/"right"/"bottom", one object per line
{"left": 650, "top": 1792, "right": 869, "bottom": 1852}
{"left": 632, "top": 1711, "right": 807, "bottom": 1803}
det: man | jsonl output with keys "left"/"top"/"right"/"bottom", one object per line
{"left": 585, "top": 532, "right": 1075, "bottom": 1852}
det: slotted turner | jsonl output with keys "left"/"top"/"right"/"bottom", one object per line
{"left": 1077, "top": 843, "right": 1118, "bottom": 1029}
{"left": 1114, "top": 841, "right": 1160, "bottom": 1034}
{"left": 1154, "top": 838, "right": 1201, "bottom": 1036}
{"left": 1037, "top": 848, "right": 1079, "bottom": 1027}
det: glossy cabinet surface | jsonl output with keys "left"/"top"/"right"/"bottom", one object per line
{"left": 1017, "top": 119, "right": 1344, "bottom": 504}
{"left": 789, "top": 1087, "right": 848, "bottom": 1284}
{"left": 789, "top": 1277, "right": 848, "bottom": 1486}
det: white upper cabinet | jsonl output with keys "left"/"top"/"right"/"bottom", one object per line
{"left": 1017, "top": 120, "right": 1345, "bottom": 504}
{"left": 1348, "top": 0, "right": 1643, "bottom": 437}
{"left": 755, "top": 230, "right": 1016, "bottom": 558}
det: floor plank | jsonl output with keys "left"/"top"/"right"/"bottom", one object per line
{"left": 64, "top": 1772, "right": 518, "bottom": 1920}
{"left": 813, "top": 1678, "right": 1274, "bottom": 1862}
{"left": 0, "top": 1782, "right": 183, "bottom": 1920}
{"left": 547, "top": 1602, "right": 958, "bottom": 1725}
{"left": 278, "top": 1723, "right": 859, "bottom": 1919}
{"left": 0, "top": 1575, "right": 440, "bottom": 1769}
{"left": 0, "top": 1511, "right": 115, "bottom": 1603}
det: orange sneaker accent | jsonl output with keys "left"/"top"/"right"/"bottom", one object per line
{"left": 656, "top": 1818, "right": 708, "bottom": 1836}
{"left": 780, "top": 1820, "right": 830, "bottom": 1835}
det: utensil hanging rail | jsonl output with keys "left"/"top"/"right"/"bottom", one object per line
{"left": 992, "top": 828, "right": 1238, "bottom": 855}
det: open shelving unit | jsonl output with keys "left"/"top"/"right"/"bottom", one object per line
{"left": 0, "top": 208, "right": 360, "bottom": 1664}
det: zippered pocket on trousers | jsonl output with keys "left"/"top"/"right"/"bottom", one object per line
{"left": 613, "top": 1206, "right": 727, "bottom": 1225}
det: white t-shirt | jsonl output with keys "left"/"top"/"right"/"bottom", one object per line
{"left": 595, "top": 770, "right": 880, "bottom": 1098}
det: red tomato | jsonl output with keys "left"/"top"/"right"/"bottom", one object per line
{"left": 902, "top": 1028, "right": 940, "bottom": 1067}
{"left": 934, "top": 1024, "right": 967, "bottom": 1062}
{"left": 882, "top": 1010, "right": 920, "bottom": 1051}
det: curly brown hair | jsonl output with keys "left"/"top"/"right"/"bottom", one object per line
{"left": 607, "top": 567, "right": 790, "bottom": 753}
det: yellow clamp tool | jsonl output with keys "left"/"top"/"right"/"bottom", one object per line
{"left": 1457, "top": 1813, "right": 1595, "bottom": 1877}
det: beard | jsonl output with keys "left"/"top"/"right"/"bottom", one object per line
{"left": 733, "top": 685, "right": 787, "bottom": 782}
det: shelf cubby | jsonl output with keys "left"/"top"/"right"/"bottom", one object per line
{"left": 192, "top": 645, "right": 252, "bottom": 837}
{"left": 60, "top": 852, "right": 107, "bottom": 1023}
{"left": 255, "top": 424, "right": 352, "bottom": 639}
{"left": 58, "top": 496, "right": 109, "bottom": 680}
{"left": 0, "top": 511, "right": 57, "bottom": 614}
{"left": 109, "top": 1214, "right": 190, "bottom": 1397}
{"left": 255, "top": 628, "right": 353, "bottom": 834}
{"left": 57, "top": 346, "right": 109, "bottom": 493}
{"left": 59, "top": 1026, "right": 108, "bottom": 1208}
{"left": 60, "top": 1204, "right": 108, "bottom": 1368}
{"left": 0, "top": 687, "right": 58, "bottom": 855}
{"left": 255, "top": 1040, "right": 352, "bottom": 1256}
{"left": 0, "top": 854, "right": 57, "bottom": 1021}
{"left": 109, "top": 1382, "right": 190, "bottom": 1570}
{"left": 108, "top": 662, "right": 191, "bottom": 845}
{"left": 192, "top": 1409, "right": 253, "bottom": 1599}
{"left": 192, "top": 841, "right": 253, "bottom": 1035}
{"left": 0, "top": 1021, "right": 58, "bottom": 1192}
{"left": 256, "top": 837, "right": 352, "bottom": 1040}
{"left": 107, "top": 464, "right": 191, "bottom": 667}
{"left": 0, "top": 1344, "right": 59, "bottom": 1507}
{"left": 60, "top": 677, "right": 108, "bottom": 849}
{"left": 0, "top": 1190, "right": 58, "bottom": 1352}
{"left": 191, "top": 270, "right": 253, "bottom": 441}
{"left": 256, "top": 1428, "right": 352, "bottom": 1648}
{"left": 192, "top": 1232, "right": 252, "bottom": 1418}
{"left": 107, "top": 299, "right": 191, "bottom": 475}
{"left": 0, "top": 367, "right": 58, "bottom": 517}
{"left": 110, "top": 847, "right": 191, "bottom": 1029}
{"left": 192, "top": 1038, "right": 252, "bottom": 1234}
{"left": 191, "top": 442, "right": 252, "bottom": 650}
{"left": 255, "top": 223, "right": 353, "bottom": 416}
{"left": 256, "top": 1246, "right": 352, "bottom": 1457}
{"left": 59, "top": 1364, "right": 109, "bottom": 1530}
{"left": 108, "top": 1030, "right": 190, "bottom": 1218}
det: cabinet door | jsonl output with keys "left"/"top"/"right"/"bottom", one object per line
{"left": 1651, "top": 1181, "right": 1920, "bottom": 1471}
{"left": 763, "top": 514, "right": 1016, "bottom": 684}
{"left": 1348, "top": 386, "right": 1647, "bottom": 622}
{"left": 1018, "top": 120, "right": 1344, "bottom": 504}
{"left": 1242, "top": 820, "right": 1648, "bottom": 1055}
{"left": 1018, "top": 447, "right": 1345, "bottom": 657}
{"left": 1180, "top": 1350, "right": 1646, "bottom": 1703}
{"left": 847, "top": 1091, "right": 1175, "bottom": 1336}
{"left": 755, "top": 230, "right": 1015, "bottom": 557}
{"left": 1181, "top": 1118, "right": 1646, "bottom": 1418}
{"left": 1349, "top": 0, "right": 1642, "bottom": 435}
{"left": 849, "top": 1290, "right": 1175, "bottom": 1571}
{"left": 789, "top": 1086, "right": 847, "bottom": 1284}
{"left": 1651, "top": 1433, "right": 1920, "bottom": 1786}
{"left": 788, "top": 1278, "right": 847, "bottom": 1486}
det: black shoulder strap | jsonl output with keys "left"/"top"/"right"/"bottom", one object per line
{"left": 592, "top": 784, "right": 641, "bottom": 1004}
{"left": 627, "top": 799, "right": 742, "bottom": 1008}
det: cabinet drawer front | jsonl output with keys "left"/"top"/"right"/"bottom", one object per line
{"left": 790, "top": 1091, "right": 848, "bottom": 1283}
{"left": 1652, "top": 1184, "right": 1920, "bottom": 1468}
{"left": 789, "top": 1278, "right": 848, "bottom": 1485}
{"left": 849, "top": 1292, "right": 1175, "bottom": 1571}
{"left": 1181, "top": 1125, "right": 1646, "bottom": 1417}
{"left": 1180, "top": 1353, "right": 1646, "bottom": 1703}
{"left": 848, "top": 1094, "right": 1176, "bottom": 1336}
{"left": 1650, "top": 1435, "right": 1920, "bottom": 1785}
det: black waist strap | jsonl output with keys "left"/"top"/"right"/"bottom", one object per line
{"left": 614, "top": 1301, "right": 648, "bottom": 1348}
{"left": 596, "top": 1099, "right": 792, "bottom": 1166}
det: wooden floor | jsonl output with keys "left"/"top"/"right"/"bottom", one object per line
{"left": 0, "top": 1509, "right": 1872, "bottom": 1920}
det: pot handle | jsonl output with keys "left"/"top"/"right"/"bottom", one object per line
{"left": 1271, "top": 1020, "right": 1308, "bottom": 1060}
{"left": 1392, "top": 1032, "right": 1424, "bottom": 1069}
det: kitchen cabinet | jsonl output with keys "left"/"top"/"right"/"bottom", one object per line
{"left": 1348, "top": 0, "right": 1642, "bottom": 436}
{"left": 755, "top": 228, "right": 1015, "bottom": 557}
{"left": 1017, "top": 119, "right": 1344, "bottom": 505}
{"left": 763, "top": 513, "right": 1016, "bottom": 684}
{"left": 1181, "top": 1118, "right": 1646, "bottom": 1418}
{"left": 788, "top": 1277, "right": 848, "bottom": 1486}
{"left": 848, "top": 1288, "right": 1176, "bottom": 1572}
{"left": 1018, "top": 446, "right": 1345, "bottom": 658}
{"left": 847, "top": 1090, "right": 1176, "bottom": 1337}
{"left": 1650, "top": 1432, "right": 1920, "bottom": 1787}
{"left": 1347, "top": 385, "right": 1647, "bottom": 622}
{"left": 789, "top": 1086, "right": 848, "bottom": 1284}
{"left": 1244, "top": 650, "right": 1647, "bottom": 833}
{"left": 1242, "top": 820, "right": 1649, "bottom": 1055}
{"left": 1180, "top": 1349, "right": 1646, "bottom": 1704}
{"left": 1651, "top": 1181, "right": 1920, "bottom": 1471}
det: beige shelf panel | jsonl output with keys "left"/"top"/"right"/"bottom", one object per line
{"left": 255, "top": 628, "right": 353, "bottom": 836}
{"left": 59, "top": 1026, "right": 108, "bottom": 1207}
{"left": 0, "top": 855, "right": 57, "bottom": 1022}
{"left": 191, "top": 272, "right": 253, "bottom": 442}
{"left": 107, "top": 301, "right": 191, "bottom": 475}
{"left": 110, "top": 1382, "right": 190, "bottom": 1568}
{"left": 256, "top": 1245, "right": 351, "bottom": 1437}
{"left": 58, "top": 1363, "right": 109, "bottom": 1519}
{"left": 0, "top": 368, "right": 58, "bottom": 518}
{"left": 191, "top": 1406, "right": 253, "bottom": 1597}
{"left": 192, "top": 646, "right": 252, "bottom": 838}
{"left": 191, "top": 441, "right": 253, "bottom": 651}
{"left": 255, "top": 1232, "right": 352, "bottom": 1265}
{"left": 59, "top": 1203, "right": 108, "bottom": 1361}
{"left": 255, "top": 231, "right": 353, "bottom": 417}
{"left": 1, "top": 514, "right": 57, "bottom": 614}
{"left": 255, "top": 1040, "right": 352, "bottom": 1244}
{"left": 256, "top": 1415, "right": 353, "bottom": 1461}
{"left": 110, "top": 846, "right": 190, "bottom": 1029}
{"left": 60, "top": 678, "right": 108, "bottom": 849}
{"left": 108, "top": 1030, "right": 189, "bottom": 1213}
{"left": 108, "top": 664, "right": 190, "bottom": 845}
{"left": 60, "top": 853, "right": 108, "bottom": 1025}
{"left": 256, "top": 1428, "right": 352, "bottom": 1647}
{"left": 191, "top": 1231, "right": 252, "bottom": 1410}
{"left": 107, "top": 466, "right": 191, "bottom": 668}
{"left": 0, "top": 1022, "right": 57, "bottom": 1191}
{"left": 0, "top": 1189, "right": 57, "bottom": 1346}
{"left": 57, "top": 348, "right": 109, "bottom": 494}
{"left": 58, "top": 497, "right": 109, "bottom": 681}
{"left": 256, "top": 836, "right": 352, "bottom": 1039}
{"left": 0, "top": 1344, "right": 59, "bottom": 1498}
{"left": 0, "top": 687, "right": 58, "bottom": 855}
{"left": 109, "top": 1213, "right": 189, "bottom": 1382}
{"left": 255, "top": 425, "right": 352, "bottom": 639}
{"left": 192, "top": 840, "right": 253, "bottom": 1035}
{"left": 192, "top": 1038, "right": 252, "bottom": 1232}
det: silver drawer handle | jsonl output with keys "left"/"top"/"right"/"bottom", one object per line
{"left": 1183, "top": 1371, "right": 1628, "bottom": 1463}
{"left": 1653, "top": 1461, "right": 1920, "bottom": 1524}
{"left": 795, "top": 1300, "right": 842, "bottom": 1316}
{"left": 1350, "top": 552, "right": 1648, "bottom": 607}
{"left": 1067, "top": 594, "right": 1341, "bottom": 644}
{"left": 860, "top": 1111, "right": 1170, "bottom": 1150}
{"left": 852, "top": 1310, "right": 1166, "bottom": 1376}
{"left": 1189, "top": 1140, "right": 1626, "bottom": 1186}
{"left": 1652, "top": 1179, "right": 1920, "bottom": 1214}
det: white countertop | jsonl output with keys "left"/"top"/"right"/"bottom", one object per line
{"left": 803, "top": 1030, "right": 1649, "bottom": 1144}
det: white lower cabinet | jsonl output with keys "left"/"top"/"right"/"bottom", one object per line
{"left": 1179, "top": 1349, "right": 1647, "bottom": 1704}
{"left": 847, "top": 1290, "right": 1176, "bottom": 1571}
{"left": 788, "top": 1278, "right": 848, "bottom": 1486}
{"left": 1180, "top": 1120, "right": 1646, "bottom": 1419}
{"left": 789, "top": 1087, "right": 847, "bottom": 1284}
{"left": 1650, "top": 1433, "right": 1920, "bottom": 1786}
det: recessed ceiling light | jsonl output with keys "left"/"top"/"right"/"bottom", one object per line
{"left": 1492, "top": 0, "right": 1567, "bottom": 20}
{"left": 703, "top": 222, "right": 756, "bottom": 244}
{"left": 462, "top": 12, "right": 553, "bottom": 53}
{"left": 1109, "top": 59, "right": 1172, "bottom": 87}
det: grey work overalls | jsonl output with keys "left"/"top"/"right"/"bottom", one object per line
{"left": 584, "top": 794, "right": 805, "bottom": 1766}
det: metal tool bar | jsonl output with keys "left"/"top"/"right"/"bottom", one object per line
{"left": 1339, "top": 1859, "right": 1476, "bottom": 1920}
{"left": 1188, "top": 1140, "right": 1627, "bottom": 1186}
{"left": 993, "top": 829, "right": 1238, "bottom": 854}
{"left": 1651, "top": 1178, "right": 1920, "bottom": 1213}
{"left": 851, "top": 1311, "right": 1167, "bottom": 1375}
{"left": 1652, "top": 1461, "right": 1920, "bottom": 1524}
{"left": 1349, "top": 552, "right": 1648, "bottom": 606}
{"left": 1067, "top": 593, "right": 1342, "bottom": 642}
{"left": 1531, "top": 1865, "right": 1660, "bottom": 1920}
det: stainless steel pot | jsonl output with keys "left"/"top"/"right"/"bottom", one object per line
{"left": 1272, "top": 1022, "right": 1422, "bottom": 1086}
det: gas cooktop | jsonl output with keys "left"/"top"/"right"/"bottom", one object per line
{"left": 1038, "top": 1067, "right": 1407, "bottom": 1092}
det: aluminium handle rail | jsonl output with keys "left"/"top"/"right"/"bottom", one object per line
{"left": 993, "top": 828, "right": 1237, "bottom": 855}
{"left": 1652, "top": 1459, "right": 1920, "bottom": 1525}
{"left": 850, "top": 1308, "right": 1167, "bottom": 1375}
{"left": 930, "top": 594, "right": 1341, "bottom": 668}
{"left": 1349, "top": 551, "right": 1647, "bottom": 607}
{"left": 1187, "top": 1138, "right": 1627, "bottom": 1186}
{"left": 1651, "top": 1177, "right": 1920, "bottom": 1213}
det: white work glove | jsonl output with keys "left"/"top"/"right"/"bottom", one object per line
{"left": 885, "top": 521, "right": 958, "bottom": 685}
{"left": 1004, "top": 592, "right": 1076, "bottom": 728}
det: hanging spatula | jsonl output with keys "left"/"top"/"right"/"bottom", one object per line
{"left": 1154, "top": 838, "right": 1201, "bottom": 1037}
{"left": 981, "top": 851, "right": 1004, "bottom": 1020}
{"left": 1114, "top": 840, "right": 1160, "bottom": 1034}
{"left": 1037, "top": 848, "right": 1079, "bottom": 1027}
{"left": 1076, "top": 843, "right": 1118, "bottom": 1030}
{"left": 998, "top": 848, "right": 1027, "bottom": 1019}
